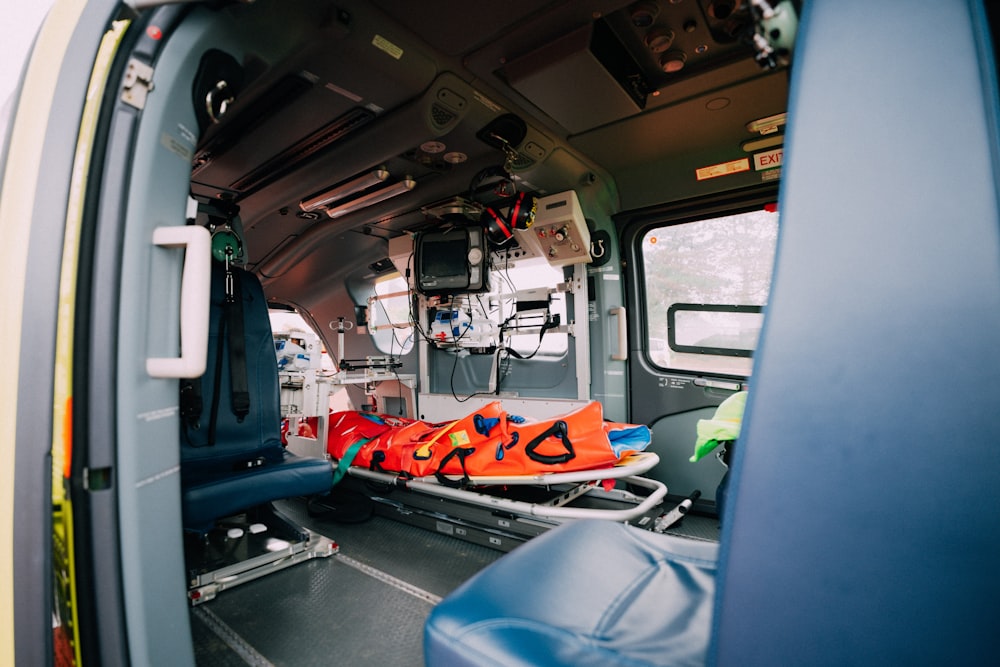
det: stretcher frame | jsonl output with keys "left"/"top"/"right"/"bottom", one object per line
{"left": 343, "top": 451, "right": 667, "bottom": 523}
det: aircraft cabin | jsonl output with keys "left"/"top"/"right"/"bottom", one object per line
{"left": 2, "top": 0, "right": 1000, "bottom": 665}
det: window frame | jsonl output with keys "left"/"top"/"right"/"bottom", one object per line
{"left": 620, "top": 187, "right": 780, "bottom": 380}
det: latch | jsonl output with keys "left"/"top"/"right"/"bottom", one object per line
{"left": 121, "top": 58, "right": 154, "bottom": 109}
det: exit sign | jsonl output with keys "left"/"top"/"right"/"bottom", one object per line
{"left": 753, "top": 148, "right": 783, "bottom": 171}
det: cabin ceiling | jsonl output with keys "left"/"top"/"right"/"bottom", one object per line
{"left": 187, "top": 0, "right": 791, "bottom": 302}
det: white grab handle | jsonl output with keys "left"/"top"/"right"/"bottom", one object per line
{"left": 146, "top": 225, "right": 212, "bottom": 378}
{"left": 610, "top": 306, "right": 627, "bottom": 361}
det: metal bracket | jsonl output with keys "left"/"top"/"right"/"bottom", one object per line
{"left": 121, "top": 58, "right": 154, "bottom": 109}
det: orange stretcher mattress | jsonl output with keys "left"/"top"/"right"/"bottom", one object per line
{"left": 326, "top": 401, "right": 651, "bottom": 480}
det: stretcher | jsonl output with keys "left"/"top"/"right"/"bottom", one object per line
{"left": 325, "top": 403, "right": 668, "bottom": 539}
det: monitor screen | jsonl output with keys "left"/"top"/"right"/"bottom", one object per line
{"left": 422, "top": 237, "right": 468, "bottom": 281}
{"left": 416, "top": 228, "right": 487, "bottom": 295}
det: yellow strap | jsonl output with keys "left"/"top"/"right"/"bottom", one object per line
{"left": 414, "top": 419, "right": 460, "bottom": 459}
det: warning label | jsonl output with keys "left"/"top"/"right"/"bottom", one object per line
{"left": 695, "top": 158, "right": 750, "bottom": 181}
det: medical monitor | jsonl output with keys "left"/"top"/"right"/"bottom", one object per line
{"left": 416, "top": 227, "right": 488, "bottom": 295}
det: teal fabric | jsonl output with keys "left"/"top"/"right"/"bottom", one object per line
{"left": 332, "top": 437, "right": 371, "bottom": 486}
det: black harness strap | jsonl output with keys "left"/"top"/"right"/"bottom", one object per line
{"left": 225, "top": 269, "right": 250, "bottom": 422}
{"left": 180, "top": 235, "right": 253, "bottom": 445}
{"left": 202, "top": 265, "right": 251, "bottom": 445}
{"left": 206, "top": 309, "right": 228, "bottom": 446}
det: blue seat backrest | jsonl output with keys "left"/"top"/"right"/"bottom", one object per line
{"left": 179, "top": 262, "right": 332, "bottom": 533}
{"left": 181, "top": 262, "right": 283, "bottom": 468}
{"left": 711, "top": 1, "right": 1000, "bottom": 664}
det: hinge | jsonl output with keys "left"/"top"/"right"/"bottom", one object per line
{"left": 121, "top": 57, "right": 154, "bottom": 109}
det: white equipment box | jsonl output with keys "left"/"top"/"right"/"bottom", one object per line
{"left": 513, "top": 190, "right": 592, "bottom": 267}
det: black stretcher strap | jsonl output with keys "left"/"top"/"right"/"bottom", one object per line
{"left": 524, "top": 420, "right": 575, "bottom": 465}
{"left": 434, "top": 447, "right": 476, "bottom": 488}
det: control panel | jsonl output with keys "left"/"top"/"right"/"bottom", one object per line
{"left": 513, "top": 190, "right": 592, "bottom": 267}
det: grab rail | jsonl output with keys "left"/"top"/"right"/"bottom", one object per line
{"left": 146, "top": 225, "right": 211, "bottom": 378}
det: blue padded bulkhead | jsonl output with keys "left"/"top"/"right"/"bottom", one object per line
{"left": 180, "top": 263, "right": 332, "bottom": 531}
{"left": 710, "top": 1, "right": 1000, "bottom": 664}
{"left": 425, "top": 520, "right": 718, "bottom": 667}
{"left": 426, "top": 2, "right": 1000, "bottom": 665}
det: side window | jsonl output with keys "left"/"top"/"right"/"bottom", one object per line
{"left": 269, "top": 308, "right": 360, "bottom": 419}
{"left": 641, "top": 207, "right": 778, "bottom": 376}
{"left": 369, "top": 274, "right": 415, "bottom": 356}
{"left": 494, "top": 257, "right": 568, "bottom": 357}
{"left": 268, "top": 309, "right": 336, "bottom": 372}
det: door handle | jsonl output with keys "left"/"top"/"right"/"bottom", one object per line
{"left": 610, "top": 306, "right": 627, "bottom": 361}
{"left": 146, "top": 225, "right": 211, "bottom": 378}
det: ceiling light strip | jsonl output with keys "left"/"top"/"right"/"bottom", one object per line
{"left": 299, "top": 168, "right": 389, "bottom": 212}
{"left": 742, "top": 134, "right": 784, "bottom": 153}
{"left": 326, "top": 177, "right": 417, "bottom": 219}
{"left": 746, "top": 112, "right": 787, "bottom": 135}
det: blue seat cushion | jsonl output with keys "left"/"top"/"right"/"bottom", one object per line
{"left": 425, "top": 519, "right": 718, "bottom": 667}
{"left": 181, "top": 448, "right": 332, "bottom": 531}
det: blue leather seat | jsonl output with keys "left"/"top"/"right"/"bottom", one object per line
{"left": 180, "top": 263, "right": 332, "bottom": 532}
{"left": 425, "top": 2, "right": 1000, "bottom": 664}
{"left": 425, "top": 520, "right": 718, "bottom": 667}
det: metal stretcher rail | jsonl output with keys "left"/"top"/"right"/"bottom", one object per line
{"left": 344, "top": 452, "right": 667, "bottom": 522}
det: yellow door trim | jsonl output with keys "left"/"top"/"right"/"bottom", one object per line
{"left": 51, "top": 17, "right": 132, "bottom": 666}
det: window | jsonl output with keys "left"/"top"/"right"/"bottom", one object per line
{"left": 369, "top": 274, "right": 415, "bottom": 356}
{"left": 641, "top": 208, "right": 778, "bottom": 376}
{"left": 492, "top": 257, "right": 567, "bottom": 357}
{"left": 268, "top": 309, "right": 336, "bottom": 371}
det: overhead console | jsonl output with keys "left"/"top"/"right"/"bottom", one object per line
{"left": 494, "top": 0, "right": 797, "bottom": 136}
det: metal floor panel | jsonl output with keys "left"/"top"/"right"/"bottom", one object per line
{"left": 199, "top": 555, "right": 430, "bottom": 666}
{"left": 190, "top": 498, "right": 717, "bottom": 666}
{"left": 275, "top": 498, "right": 504, "bottom": 597}
{"left": 190, "top": 606, "right": 258, "bottom": 667}
{"left": 662, "top": 512, "right": 722, "bottom": 542}
{"left": 192, "top": 499, "right": 503, "bottom": 666}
